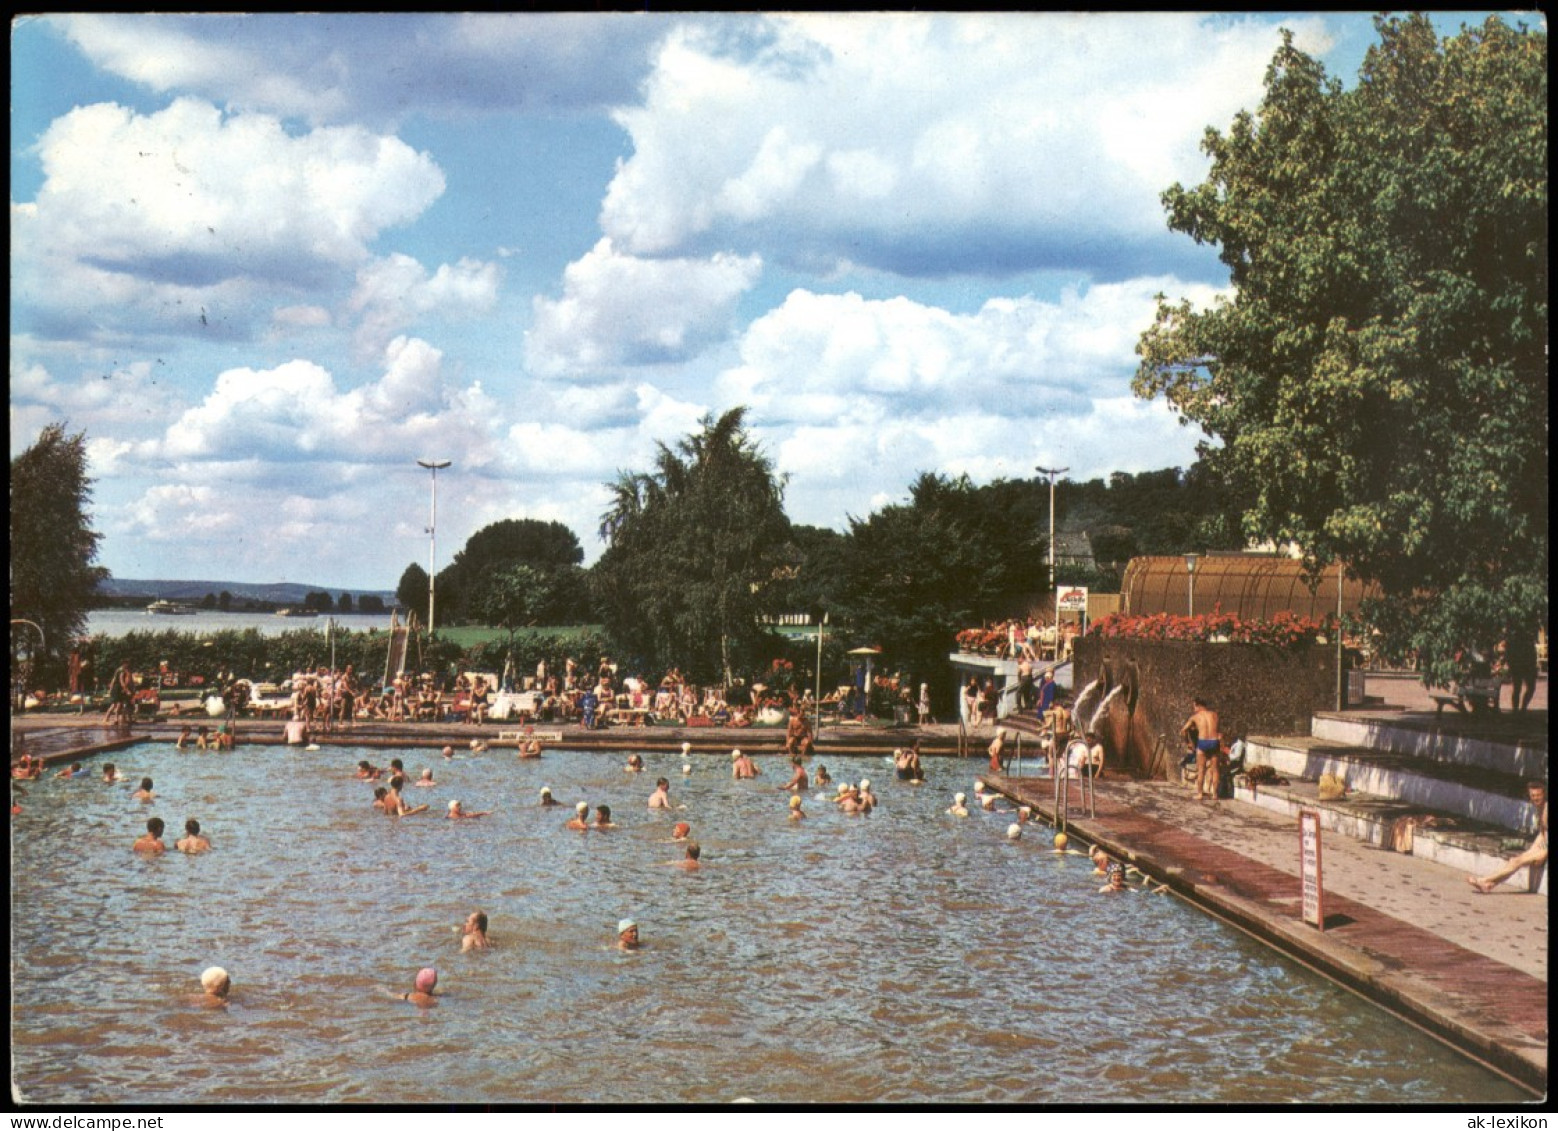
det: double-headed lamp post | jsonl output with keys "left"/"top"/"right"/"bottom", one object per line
{"left": 417, "top": 459, "right": 451, "bottom": 632}
{"left": 1184, "top": 552, "right": 1200, "bottom": 618}
{"left": 1035, "top": 465, "right": 1069, "bottom": 584}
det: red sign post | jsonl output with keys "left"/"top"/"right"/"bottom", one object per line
{"left": 1300, "top": 809, "right": 1325, "bottom": 930}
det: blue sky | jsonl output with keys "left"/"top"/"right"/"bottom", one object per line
{"left": 9, "top": 12, "right": 1531, "bottom": 590}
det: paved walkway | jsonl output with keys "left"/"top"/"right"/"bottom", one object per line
{"left": 987, "top": 771, "right": 1547, "bottom": 1094}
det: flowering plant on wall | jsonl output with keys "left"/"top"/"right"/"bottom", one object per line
{"left": 1090, "top": 606, "right": 1332, "bottom": 648}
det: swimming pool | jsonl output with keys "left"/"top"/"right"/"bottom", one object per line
{"left": 9, "top": 742, "right": 1527, "bottom": 1104}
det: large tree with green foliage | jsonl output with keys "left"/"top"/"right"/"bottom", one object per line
{"left": 435, "top": 518, "right": 589, "bottom": 625}
{"left": 1134, "top": 14, "right": 1546, "bottom": 686}
{"left": 593, "top": 407, "right": 790, "bottom": 683}
{"left": 395, "top": 562, "right": 430, "bottom": 624}
{"left": 10, "top": 423, "right": 109, "bottom": 679}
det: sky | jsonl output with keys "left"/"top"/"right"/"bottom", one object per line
{"left": 9, "top": 12, "right": 1529, "bottom": 590}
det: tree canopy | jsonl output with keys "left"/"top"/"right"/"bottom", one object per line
{"left": 434, "top": 518, "right": 589, "bottom": 625}
{"left": 10, "top": 423, "right": 109, "bottom": 676}
{"left": 593, "top": 407, "right": 791, "bottom": 682}
{"left": 1134, "top": 14, "right": 1547, "bottom": 685}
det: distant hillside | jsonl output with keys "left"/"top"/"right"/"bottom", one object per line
{"left": 97, "top": 578, "right": 396, "bottom": 604}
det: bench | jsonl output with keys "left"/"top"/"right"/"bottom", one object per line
{"left": 1429, "top": 679, "right": 1502, "bottom": 717}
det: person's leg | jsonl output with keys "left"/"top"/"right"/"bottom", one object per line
{"left": 1470, "top": 843, "right": 1548, "bottom": 892}
{"left": 1194, "top": 749, "right": 1209, "bottom": 797}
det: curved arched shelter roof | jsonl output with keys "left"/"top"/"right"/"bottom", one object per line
{"left": 1120, "top": 554, "right": 1381, "bottom": 621}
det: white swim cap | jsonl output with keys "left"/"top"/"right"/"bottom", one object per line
{"left": 469, "top": 739, "right": 480, "bottom": 749}
{"left": 682, "top": 764, "right": 692, "bottom": 774}
{"left": 1007, "top": 823, "right": 1023, "bottom": 840}
{"left": 576, "top": 801, "right": 588, "bottom": 814}
{"left": 201, "top": 966, "right": 229, "bottom": 993}
{"left": 732, "top": 749, "right": 742, "bottom": 759}
{"left": 955, "top": 793, "right": 966, "bottom": 804}
{"left": 974, "top": 780, "right": 985, "bottom": 792}
{"left": 540, "top": 786, "right": 552, "bottom": 796}
{"left": 617, "top": 918, "right": 637, "bottom": 934}
{"left": 681, "top": 742, "right": 691, "bottom": 754}
{"left": 448, "top": 799, "right": 460, "bottom": 810}
{"left": 859, "top": 779, "right": 870, "bottom": 790}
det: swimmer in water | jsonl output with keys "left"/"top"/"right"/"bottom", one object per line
{"left": 397, "top": 967, "right": 439, "bottom": 1006}
{"left": 389, "top": 759, "right": 406, "bottom": 780}
{"left": 199, "top": 966, "right": 231, "bottom": 1003}
{"left": 813, "top": 763, "right": 832, "bottom": 787}
{"left": 673, "top": 842, "right": 701, "bottom": 871}
{"left": 1098, "top": 860, "right": 1128, "bottom": 894}
{"left": 592, "top": 804, "right": 617, "bottom": 829}
{"left": 101, "top": 763, "right": 122, "bottom": 784}
{"left": 538, "top": 786, "right": 561, "bottom": 808}
{"left": 838, "top": 784, "right": 862, "bottom": 816}
{"left": 1090, "top": 846, "right": 1109, "bottom": 875}
{"left": 779, "top": 756, "right": 808, "bottom": 792}
{"left": 648, "top": 777, "right": 672, "bottom": 809}
{"left": 131, "top": 777, "right": 155, "bottom": 802}
{"left": 617, "top": 919, "right": 641, "bottom": 951}
{"left": 134, "top": 816, "right": 166, "bottom": 854}
{"left": 441, "top": 746, "right": 455, "bottom": 761}
{"left": 469, "top": 738, "right": 488, "bottom": 754}
{"left": 177, "top": 818, "right": 211, "bottom": 853}
{"left": 857, "top": 779, "right": 877, "bottom": 811}
{"left": 732, "top": 749, "right": 760, "bottom": 779}
{"left": 518, "top": 739, "right": 543, "bottom": 759}
{"left": 947, "top": 793, "right": 969, "bottom": 817}
{"left": 372, "top": 786, "right": 390, "bottom": 811}
{"left": 355, "top": 760, "right": 381, "bottom": 780}
{"left": 414, "top": 768, "right": 436, "bottom": 788}
{"left": 55, "top": 762, "right": 85, "bottom": 778}
{"left": 461, "top": 911, "right": 491, "bottom": 952}
{"left": 565, "top": 802, "right": 590, "bottom": 831}
{"left": 671, "top": 821, "right": 691, "bottom": 841}
{"left": 446, "top": 799, "right": 492, "bottom": 819}
{"left": 625, "top": 753, "right": 645, "bottom": 773}
{"left": 385, "top": 779, "right": 429, "bottom": 817}
{"left": 176, "top": 726, "right": 194, "bottom": 750}
{"left": 788, "top": 795, "right": 806, "bottom": 820}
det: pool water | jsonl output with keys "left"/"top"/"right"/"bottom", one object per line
{"left": 9, "top": 742, "right": 1527, "bottom": 1104}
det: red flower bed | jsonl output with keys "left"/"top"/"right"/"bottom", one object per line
{"left": 1090, "top": 605, "right": 1331, "bottom": 649}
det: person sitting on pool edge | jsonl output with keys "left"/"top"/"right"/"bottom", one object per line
{"left": 1469, "top": 780, "right": 1547, "bottom": 894}
{"left": 134, "top": 817, "right": 166, "bottom": 855}
{"left": 461, "top": 911, "right": 492, "bottom": 952}
{"left": 177, "top": 818, "right": 211, "bottom": 853}
{"left": 617, "top": 919, "right": 641, "bottom": 951}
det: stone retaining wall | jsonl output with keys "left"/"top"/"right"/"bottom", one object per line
{"left": 1073, "top": 638, "right": 1337, "bottom": 778}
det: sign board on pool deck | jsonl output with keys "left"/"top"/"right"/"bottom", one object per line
{"left": 1300, "top": 809, "right": 1325, "bottom": 930}
{"left": 1056, "top": 586, "right": 1089, "bottom": 613}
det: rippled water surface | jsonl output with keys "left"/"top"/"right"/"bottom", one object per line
{"left": 10, "top": 742, "right": 1526, "bottom": 1104}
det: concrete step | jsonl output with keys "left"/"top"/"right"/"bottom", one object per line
{"left": 1310, "top": 711, "right": 1547, "bottom": 779}
{"left": 1233, "top": 775, "right": 1547, "bottom": 896}
{"left": 1247, "top": 734, "right": 1537, "bottom": 833}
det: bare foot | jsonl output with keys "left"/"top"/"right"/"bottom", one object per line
{"left": 1468, "top": 877, "right": 1496, "bottom": 894}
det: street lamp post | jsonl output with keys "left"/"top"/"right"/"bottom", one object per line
{"left": 1035, "top": 465, "right": 1069, "bottom": 655}
{"left": 813, "top": 611, "right": 827, "bottom": 737}
{"left": 1184, "top": 552, "right": 1200, "bottom": 618}
{"left": 417, "top": 459, "right": 451, "bottom": 632}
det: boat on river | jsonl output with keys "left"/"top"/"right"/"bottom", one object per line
{"left": 275, "top": 608, "right": 318, "bottom": 618}
{"left": 146, "top": 600, "right": 196, "bottom": 615}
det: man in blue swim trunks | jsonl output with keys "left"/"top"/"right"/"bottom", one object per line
{"left": 1180, "top": 697, "right": 1222, "bottom": 802}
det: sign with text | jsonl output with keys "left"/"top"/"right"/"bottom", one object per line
{"left": 1056, "top": 586, "right": 1089, "bottom": 613}
{"left": 1299, "top": 809, "right": 1325, "bottom": 930}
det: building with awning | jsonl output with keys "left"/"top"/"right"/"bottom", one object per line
{"left": 1119, "top": 553, "right": 1382, "bottom": 621}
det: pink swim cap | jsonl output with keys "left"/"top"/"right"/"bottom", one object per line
{"left": 415, "top": 967, "right": 437, "bottom": 993}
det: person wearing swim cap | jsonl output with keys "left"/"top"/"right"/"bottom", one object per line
{"left": 565, "top": 802, "right": 590, "bottom": 831}
{"left": 671, "top": 821, "right": 691, "bottom": 840}
{"left": 680, "top": 742, "right": 692, "bottom": 758}
{"left": 461, "top": 911, "right": 491, "bottom": 952}
{"left": 538, "top": 786, "right": 560, "bottom": 808}
{"left": 617, "top": 919, "right": 641, "bottom": 951}
{"left": 414, "top": 768, "right": 436, "bottom": 788}
{"left": 947, "top": 793, "right": 969, "bottom": 817}
{"left": 400, "top": 967, "right": 439, "bottom": 1006}
{"left": 447, "top": 799, "right": 492, "bottom": 819}
{"left": 857, "top": 780, "right": 877, "bottom": 811}
{"left": 199, "top": 966, "right": 231, "bottom": 1002}
{"left": 732, "top": 749, "right": 760, "bottom": 779}
{"left": 788, "top": 794, "right": 806, "bottom": 820}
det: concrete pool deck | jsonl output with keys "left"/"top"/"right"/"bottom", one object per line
{"left": 10, "top": 705, "right": 1546, "bottom": 1097}
{"left": 982, "top": 770, "right": 1547, "bottom": 1097}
